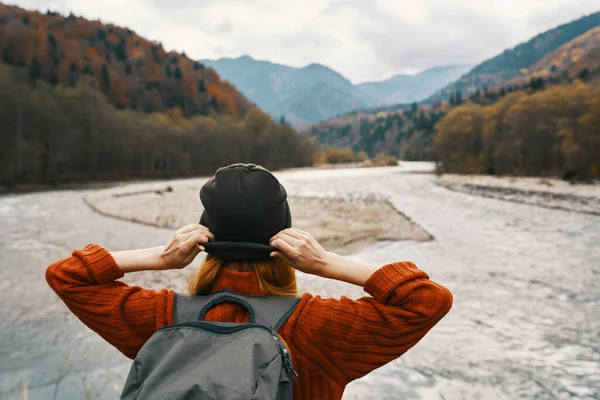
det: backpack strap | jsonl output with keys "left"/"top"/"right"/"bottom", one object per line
{"left": 174, "top": 290, "right": 301, "bottom": 332}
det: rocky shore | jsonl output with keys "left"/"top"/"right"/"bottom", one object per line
{"left": 437, "top": 174, "right": 600, "bottom": 215}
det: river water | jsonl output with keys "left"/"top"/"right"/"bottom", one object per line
{"left": 1, "top": 165, "right": 599, "bottom": 399}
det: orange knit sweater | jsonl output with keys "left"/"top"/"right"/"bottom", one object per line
{"left": 46, "top": 244, "right": 452, "bottom": 399}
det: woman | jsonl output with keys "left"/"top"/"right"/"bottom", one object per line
{"left": 46, "top": 163, "right": 453, "bottom": 400}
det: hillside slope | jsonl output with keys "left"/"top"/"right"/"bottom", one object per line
{"left": 0, "top": 3, "right": 253, "bottom": 118}
{"left": 427, "top": 11, "right": 600, "bottom": 102}
{"left": 357, "top": 65, "right": 472, "bottom": 106}
{"left": 506, "top": 26, "right": 600, "bottom": 86}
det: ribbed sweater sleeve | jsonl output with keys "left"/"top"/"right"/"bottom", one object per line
{"left": 45, "top": 244, "right": 174, "bottom": 359}
{"left": 284, "top": 262, "right": 452, "bottom": 386}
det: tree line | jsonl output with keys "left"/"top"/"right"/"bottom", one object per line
{"left": 308, "top": 68, "right": 599, "bottom": 180}
{"left": 432, "top": 80, "right": 600, "bottom": 180}
{"left": 309, "top": 101, "right": 445, "bottom": 161}
{"left": 0, "top": 65, "right": 315, "bottom": 185}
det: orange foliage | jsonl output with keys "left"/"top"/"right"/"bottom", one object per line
{"left": 85, "top": 47, "right": 101, "bottom": 61}
{"left": 0, "top": 3, "right": 252, "bottom": 120}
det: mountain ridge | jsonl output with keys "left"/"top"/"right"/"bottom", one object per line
{"left": 427, "top": 10, "right": 600, "bottom": 103}
{"left": 201, "top": 55, "right": 468, "bottom": 125}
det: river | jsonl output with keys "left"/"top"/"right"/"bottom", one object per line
{"left": 1, "top": 164, "right": 599, "bottom": 399}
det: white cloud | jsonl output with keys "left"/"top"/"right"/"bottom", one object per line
{"left": 8, "top": 0, "right": 600, "bottom": 83}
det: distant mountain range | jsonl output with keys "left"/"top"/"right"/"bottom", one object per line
{"left": 356, "top": 65, "right": 471, "bottom": 106}
{"left": 200, "top": 56, "right": 470, "bottom": 126}
{"left": 426, "top": 10, "right": 600, "bottom": 103}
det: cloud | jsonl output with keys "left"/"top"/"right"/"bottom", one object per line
{"left": 8, "top": 0, "right": 600, "bottom": 83}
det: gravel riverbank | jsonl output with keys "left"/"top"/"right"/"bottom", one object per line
{"left": 84, "top": 177, "right": 433, "bottom": 255}
{"left": 437, "top": 174, "right": 600, "bottom": 215}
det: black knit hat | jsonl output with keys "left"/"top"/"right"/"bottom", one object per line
{"left": 199, "top": 163, "right": 292, "bottom": 261}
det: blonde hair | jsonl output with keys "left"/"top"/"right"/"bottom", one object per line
{"left": 188, "top": 254, "right": 298, "bottom": 297}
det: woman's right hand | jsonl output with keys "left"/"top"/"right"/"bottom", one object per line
{"left": 269, "top": 228, "right": 330, "bottom": 276}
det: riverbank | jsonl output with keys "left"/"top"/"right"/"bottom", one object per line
{"left": 437, "top": 174, "right": 600, "bottom": 215}
{"left": 84, "top": 175, "right": 433, "bottom": 255}
{"left": 0, "top": 161, "right": 400, "bottom": 196}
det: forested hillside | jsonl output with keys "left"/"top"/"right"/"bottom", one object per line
{"left": 504, "top": 26, "right": 600, "bottom": 87}
{"left": 427, "top": 11, "right": 600, "bottom": 103}
{"left": 306, "top": 20, "right": 600, "bottom": 179}
{"left": 0, "top": 3, "right": 253, "bottom": 117}
{"left": 0, "top": 4, "right": 315, "bottom": 185}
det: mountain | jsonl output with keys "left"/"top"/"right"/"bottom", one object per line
{"left": 356, "top": 65, "right": 472, "bottom": 106}
{"left": 200, "top": 56, "right": 463, "bottom": 126}
{"left": 427, "top": 10, "right": 600, "bottom": 103}
{"left": 0, "top": 3, "right": 253, "bottom": 118}
{"left": 200, "top": 56, "right": 366, "bottom": 125}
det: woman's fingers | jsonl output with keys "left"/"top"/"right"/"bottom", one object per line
{"left": 271, "top": 237, "right": 298, "bottom": 259}
{"left": 178, "top": 231, "right": 209, "bottom": 247}
{"left": 278, "top": 228, "right": 303, "bottom": 240}
{"left": 182, "top": 232, "right": 211, "bottom": 251}
{"left": 176, "top": 224, "right": 215, "bottom": 241}
{"left": 182, "top": 244, "right": 203, "bottom": 266}
{"left": 179, "top": 227, "right": 213, "bottom": 244}
{"left": 270, "top": 250, "right": 294, "bottom": 265}
{"left": 291, "top": 228, "right": 312, "bottom": 238}
{"left": 270, "top": 232, "right": 301, "bottom": 248}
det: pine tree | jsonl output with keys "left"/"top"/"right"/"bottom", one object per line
{"left": 166, "top": 65, "right": 172, "bottom": 77}
{"left": 29, "top": 56, "right": 43, "bottom": 83}
{"left": 174, "top": 66, "right": 183, "bottom": 79}
{"left": 577, "top": 68, "right": 590, "bottom": 80}
{"left": 455, "top": 91, "right": 463, "bottom": 105}
{"left": 48, "top": 34, "right": 58, "bottom": 50}
{"left": 197, "top": 79, "right": 206, "bottom": 93}
{"left": 101, "top": 64, "right": 110, "bottom": 91}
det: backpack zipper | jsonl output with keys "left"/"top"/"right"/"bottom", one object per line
{"left": 272, "top": 335, "right": 298, "bottom": 381}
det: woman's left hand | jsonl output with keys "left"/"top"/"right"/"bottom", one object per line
{"left": 159, "top": 224, "right": 215, "bottom": 270}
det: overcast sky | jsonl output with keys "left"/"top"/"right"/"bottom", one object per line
{"left": 9, "top": 0, "right": 600, "bottom": 83}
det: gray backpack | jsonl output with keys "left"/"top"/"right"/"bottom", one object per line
{"left": 120, "top": 290, "right": 301, "bottom": 400}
